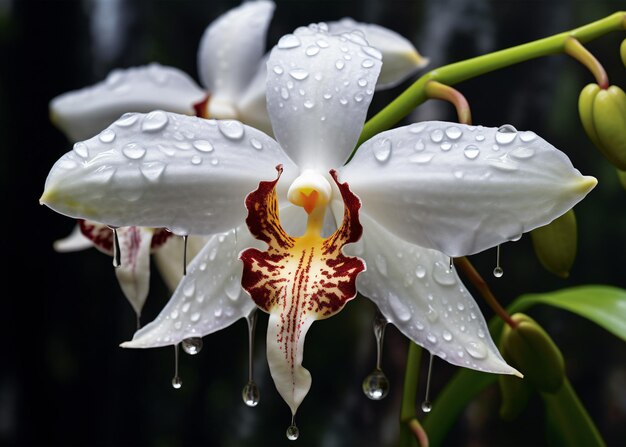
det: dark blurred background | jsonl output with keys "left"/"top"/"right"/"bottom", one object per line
{"left": 2, "top": 0, "right": 626, "bottom": 446}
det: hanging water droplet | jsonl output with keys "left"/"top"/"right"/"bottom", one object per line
{"left": 445, "top": 126, "right": 462, "bottom": 140}
{"left": 277, "top": 34, "right": 301, "bottom": 49}
{"left": 99, "top": 128, "right": 116, "bottom": 143}
{"left": 289, "top": 69, "right": 309, "bottom": 80}
{"left": 182, "top": 235, "right": 188, "bottom": 276}
{"left": 73, "top": 142, "right": 89, "bottom": 158}
{"left": 193, "top": 139, "right": 214, "bottom": 152}
{"left": 122, "top": 143, "right": 146, "bottom": 160}
{"left": 493, "top": 266, "right": 504, "bottom": 278}
{"left": 111, "top": 227, "right": 121, "bottom": 267}
{"left": 421, "top": 352, "right": 434, "bottom": 412}
{"left": 171, "top": 375, "right": 183, "bottom": 389}
{"left": 495, "top": 124, "right": 517, "bottom": 144}
{"left": 172, "top": 343, "right": 182, "bottom": 389}
{"left": 218, "top": 120, "right": 244, "bottom": 140}
{"left": 182, "top": 337, "right": 203, "bottom": 355}
{"left": 362, "top": 369, "right": 390, "bottom": 400}
{"left": 421, "top": 401, "right": 433, "bottom": 413}
{"left": 142, "top": 110, "right": 169, "bottom": 132}
{"left": 373, "top": 139, "right": 392, "bottom": 163}
{"left": 286, "top": 423, "right": 299, "bottom": 441}
{"left": 242, "top": 381, "right": 260, "bottom": 407}
{"left": 250, "top": 138, "right": 263, "bottom": 150}
{"left": 115, "top": 113, "right": 139, "bottom": 127}
{"left": 464, "top": 144, "right": 480, "bottom": 160}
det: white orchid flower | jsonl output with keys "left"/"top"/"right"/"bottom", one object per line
{"left": 48, "top": 0, "right": 428, "bottom": 320}
{"left": 40, "top": 23, "right": 596, "bottom": 427}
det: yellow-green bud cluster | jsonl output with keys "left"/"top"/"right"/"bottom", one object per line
{"left": 530, "top": 209, "right": 577, "bottom": 278}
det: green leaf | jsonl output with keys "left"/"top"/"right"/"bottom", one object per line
{"left": 509, "top": 285, "right": 626, "bottom": 342}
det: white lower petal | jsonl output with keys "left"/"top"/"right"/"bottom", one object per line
{"left": 341, "top": 209, "right": 519, "bottom": 376}
{"left": 50, "top": 64, "right": 206, "bottom": 142}
{"left": 340, "top": 121, "right": 597, "bottom": 257}
{"left": 115, "top": 227, "right": 153, "bottom": 316}
{"left": 41, "top": 112, "right": 298, "bottom": 236}
{"left": 328, "top": 18, "right": 428, "bottom": 89}
{"left": 153, "top": 235, "right": 210, "bottom": 292}
{"left": 121, "top": 225, "right": 262, "bottom": 348}
{"left": 53, "top": 223, "right": 93, "bottom": 252}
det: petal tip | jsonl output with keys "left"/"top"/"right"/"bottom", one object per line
{"left": 579, "top": 175, "right": 598, "bottom": 194}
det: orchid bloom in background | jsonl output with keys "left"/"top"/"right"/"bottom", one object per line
{"left": 48, "top": 0, "right": 428, "bottom": 322}
{"left": 40, "top": 23, "right": 596, "bottom": 436}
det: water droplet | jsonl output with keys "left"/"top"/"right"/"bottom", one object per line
{"left": 373, "top": 138, "right": 392, "bottom": 163}
{"left": 440, "top": 141, "right": 452, "bottom": 151}
{"left": 182, "top": 280, "right": 195, "bottom": 297}
{"left": 182, "top": 337, "right": 203, "bottom": 355}
{"left": 426, "top": 333, "right": 438, "bottom": 344}
{"left": 289, "top": 69, "right": 309, "bottom": 80}
{"left": 465, "top": 341, "right": 488, "bottom": 359}
{"left": 354, "top": 93, "right": 364, "bottom": 102}
{"left": 317, "top": 39, "right": 329, "bottom": 48}
{"left": 520, "top": 131, "right": 537, "bottom": 142}
{"left": 111, "top": 227, "right": 121, "bottom": 267}
{"left": 305, "top": 45, "right": 319, "bottom": 56}
{"left": 488, "top": 157, "right": 519, "bottom": 172}
{"left": 493, "top": 266, "right": 504, "bottom": 278}
{"left": 409, "top": 123, "right": 426, "bottom": 134}
{"left": 426, "top": 305, "right": 438, "bottom": 323}
{"left": 218, "top": 120, "right": 244, "bottom": 140}
{"left": 510, "top": 147, "right": 535, "bottom": 159}
{"left": 139, "top": 162, "right": 166, "bottom": 181}
{"left": 242, "top": 381, "right": 260, "bottom": 407}
{"left": 456, "top": 302, "right": 465, "bottom": 311}
{"left": 442, "top": 330, "right": 453, "bottom": 342}
{"left": 453, "top": 170, "right": 464, "bottom": 179}
{"left": 464, "top": 145, "right": 480, "bottom": 160}
{"left": 433, "top": 261, "right": 456, "bottom": 286}
{"left": 409, "top": 153, "right": 434, "bottom": 164}
{"left": 339, "top": 98, "right": 348, "bottom": 106}
{"left": 414, "top": 139, "right": 425, "bottom": 151}
{"left": 280, "top": 87, "right": 290, "bottom": 100}
{"left": 362, "top": 369, "right": 389, "bottom": 400}
{"left": 335, "top": 60, "right": 345, "bottom": 70}
{"left": 193, "top": 140, "right": 214, "bottom": 152}
{"left": 277, "top": 34, "right": 301, "bottom": 49}
{"left": 171, "top": 376, "right": 183, "bottom": 389}
{"left": 225, "top": 275, "right": 241, "bottom": 301}
{"left": 323, "top": 93, "right": 332, "bottom": 100}
{"left": 430, "top": 129, "right": 444, "bottom": 143}
{"left": 415, "top": 265, "right": 426, "bottom": 278}
{"left": 141, "top": 110, "right": 169, "bottom": 132}
{"left": 73, "top": 142, "right": 89, "bottom": 158}
{"left": 357, "top": 78, "right": 368, "bottom": 87}
{"left": 361, "top": 59, "right": 375, "bottom": 68}
{"left": 363, "top": 46, "right": 383, "bottom": 60}
{"left": 273, "top": 65, "right": 284, "bottom": 75}
{"left": 475, "top": 134, "right": 485, "bottom": 142}
{"left": 99, "top": 128, "right": 116, "bottom": 143}
{"left": 421, "top": 401, "right": 432, "bottom": 413}
{"left": 303, "top": 99, "right": 314, "bottom": 109}
{"left": 286, "top": 424, "right": 299, "bottom": 441}
{"left": 191, "top": 155, "right": 202, "bottom": 165}
{"left": 122, "top": 143, "right": 146, "bottom": 160}
{"left": 445, "top": 126, "right": 462, "bottom": 140}
{"left": 115, "top": 113, "right": 139, "bottom": 128}
{"left": 496, "top": 124, "right": 517, "bottom": 144}
{"left": 388, "top": 293, "right": 411, "bottom": 322}
{"left": 190, "top": 312, "right": 201, "bottom": 323}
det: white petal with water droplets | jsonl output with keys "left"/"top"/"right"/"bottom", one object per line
{"left": 41, "top": 112, "right": 298, "bottom": 235}
{"left": 153, "top": 235, "right": 210, "bottom": 292}
{"left": 327, "top": 18, "right": 428, "bottom": 89}
{"left": 339, "top": 210, "right": 519, "bottom": 375}
{"left": 122, "top": 226, "right": 261, "bottom": 348}
{"left": 340, "top": 121, "right": 597, "bottom": 257}
{"left": 53, "top": 223, "right": 94, "bottom": 252}
{"left": 266, "top": 24, "right": 381, "bottom": 171}
{"left": 197, "top": 0, "right": 275, "bottom": 112}
{"left": 115, "top": 226, "right": 153, "bottom": 316}
{"left": 237, "top": 55, "right": 274, "bottom": 135}
{"left": 50, "top": 64, "right": 206, "bottom": 141}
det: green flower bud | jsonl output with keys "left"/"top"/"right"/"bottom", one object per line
{"left": 498, "top": 372, "right": 532, "bottom": 421}
{"left": 621, "top": 39, "right": 626, "bottom": 69}
{"left": 578, "top": 83, "right": 626, "bottom": 170}
{"left": 500, "top": 313, "right": 565, "bottom": 394}
{"left": 617, "top": 169, "right": 626, "bottom": 191}
{"left": 530, "top": 209, "right": 577, "bottom": 278}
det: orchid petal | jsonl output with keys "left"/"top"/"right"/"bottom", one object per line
{"left": 121, "top": 226, "right": 261, "bottom": 348}
{"left": 341, "top": 209, "right": 519, "bottom": 376}
{"left": 237, "top": 55, "right": 274, "bottom": 135}
{"left": 328, "top": 18, "right": 428, "bottom": 89}
{"left": 115, "top": 226, "right": 153, "bottom": 316}
{"left": 197, "top": 0, "right": 275, "bottom": 116}
{"left": 41, "top": 112, "right": 298, "bottom": 236}
{"left": 153, "top": 235, "right": 210, "bottom": 292}
{"left": 50, "top": 64, "right": 206, "bottom": 141}
{"left": 266, "top": 24, "right": 381, "bottom": 172}
{"left": 340, "top": 122, "right": 597, "bottom": 257}
{"left": 240, "top": 167, "right": 364, "bottom": 415}
{"left": 53, "top": 224, "right": 93, "bottom": 252}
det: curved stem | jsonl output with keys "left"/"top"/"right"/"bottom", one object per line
{"left": 352, "top": 11, "right": 626, "bottom": 156}
{"left": 564, "top": 37, "right": 609, "bottom": 88}
{"left": 424, "top": 81, "right": 472, "bottom": 125}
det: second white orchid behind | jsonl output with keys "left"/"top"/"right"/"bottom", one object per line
{"left": 41, "top": 23, "right": 596, "bottom": 429}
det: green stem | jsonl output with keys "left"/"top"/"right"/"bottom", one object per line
{"left": 352, "top": 11, "right": 626, "bottom": 158}
{"left": 400, "top": 342, "right": 423, "bottom": 422}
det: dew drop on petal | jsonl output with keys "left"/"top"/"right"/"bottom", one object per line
{"left": 190, "top": 312, "right": 201, "bottom": 323}
{"left": 115, "top": 113, "right": 139, "bottom": 128}
{"left": 281, "top": 87, "right": 290, "bottom": 100}
{"left": 409, "top": 123, "right": 426, "bottom": 134}
{"left": 442, "top": 330, "right": 453, "bottom": 342}
{"left": 464, "top": 145, "right": 480, "bottom": 160}
{"left": 289, "top": 69, "right": 309, "bottom": 80}
{"left": 225, "top": 275, "right": 241, "bottom": 301}
{"left": 510, "top": 147, "right": 535, "bottom": 159}
{"left": 73, "top": 142, "right": 89, "bottom": 158}
{"left": 495, "top": 124, "right": 517, "bottom": 144}
{"left": 305, "top": 45, "right": 320, "bottom": 56}
{"left": 250, "top": 138, "right": 263, "bottom": 150}
{"left": 193, "top": 140, "right": 214, "bottom": 152}
{"left": 488, "top": 157, "right": 519, "bottom": 172}
{"left": 191, "top": 155, "right": 202, "bottom": 165}
{"left": 415, "top": 265, "right": 426, "bottom": 279}
{"left": 409, "top": 153, "right": 434, "bottom": 164}
{"left": 242, "top": 381, "right": 260, "bottom": 407}
{"left": 520, "top": 131, "right": 537, "bottom": 142}
{"left": 361, "top": 59, "right": 375, "bottom": 68}
{"left": 465, "top": 341, "right": 488, "bottom": 359}
{"left": 304, "top": 99, "right": 315, "bottom": 109}
{"left": 273, "top": 65, "right": 284, "bottom": 75}
{"left": 363, "top": 46, "right": 383, "bottom": 60}
{"left": 373, "top": 138, "right": 392, "bottom": 163}
{"left": 440, "top": 141, "right": 452, "bottom": 151}
{"left": 445, "top": 126, "right": 462, "bottom": 140}
{"left": 335, "top": 60, "right": 345, "bottom": 70}
{"left": 122, "top": 143, "right": 146, "bottom": 160}
{"left": 140, "top": 162, "right": 166, "bottom": 182}
{"left": 414, "top": 139, "right": 425, "bottom": 151}
{"left": 99, "top": 128, "right": 116, "bottom": 143}
{"left": 433, "top": 261, "right": 456, "bottom": 286}
{"left": 388, "top": 293, "right": 411, "bottom": 322}
{"left": 475, "top": 134, "right": 485, "bottom": 142}
{"left": 218, "top": 120, "right": 244, "bottom": 140}
{"left": 277, "top": 34, "right": 301, "bottom": 49}
{"left": 181, "top": 337, "right": 203, "bottom": 355}
{"left": 362, "top": 369, "right": 389, "bottom": 400}
{"left": 142, "top": 110, "right": 169, "bottom": 132}
{"left": 430, "top": 129, "right": 444, "bottom": 143}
